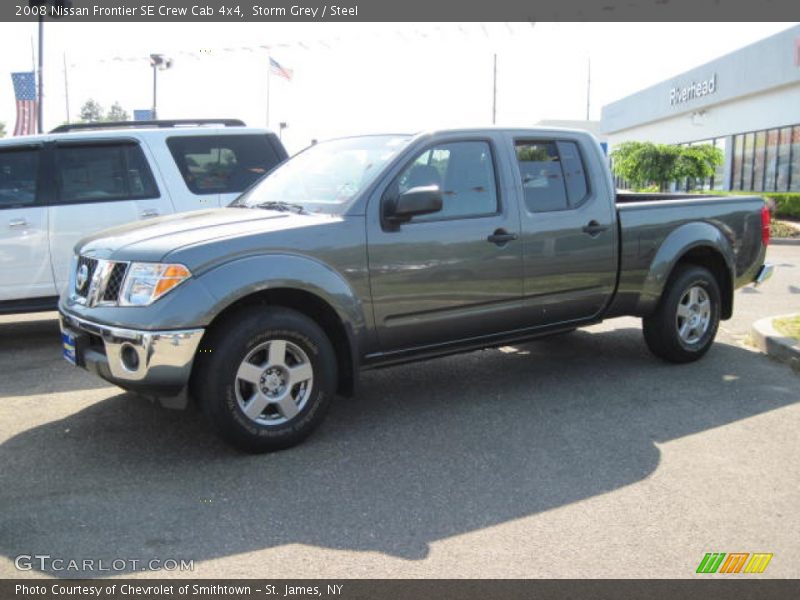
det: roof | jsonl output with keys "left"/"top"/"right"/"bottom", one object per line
{"left": 0, "top": 122, "right": 275, "bottom": 146}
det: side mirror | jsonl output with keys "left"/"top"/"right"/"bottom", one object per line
{"left": 384, "top": 185, "right": 443, "bottom": 224}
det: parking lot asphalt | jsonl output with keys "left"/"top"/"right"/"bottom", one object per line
{"left": 0, "top": 245, "right": 798, "bottom": 579}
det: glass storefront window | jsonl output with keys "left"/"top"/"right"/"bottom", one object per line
{"left": 741, "top": 132, "right": 755, "bottom": 191}
{"left": 752, "top": 131, "right": 766, "bottom": 192}
{"left": 776, "top": 127, "right": 792, "bottom": 191}
{"left": 764, "top": 129, "right": 779, "bottom": 192}
{"left": 791, "top": 126, "right": 800, "bottom": 192}
{"left": 731, "top": 134, "right": 744, "bottom": 191}
{"left": 713, "top": 137, "right": 726, "bottom": 191}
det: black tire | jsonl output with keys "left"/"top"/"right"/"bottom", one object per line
{"left": 642, "top": 265, "right": 721, "bottom": 363}
{"left": 192, "top": 306, "right": 337, "bottom": 453}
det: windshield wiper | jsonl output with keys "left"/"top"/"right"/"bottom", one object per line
{"left": 250, "top": 201, "right": 308, "bottom": 214}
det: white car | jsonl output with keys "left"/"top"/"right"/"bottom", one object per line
{"left": 0, "top": 119, "right": 287, "bottom": 313}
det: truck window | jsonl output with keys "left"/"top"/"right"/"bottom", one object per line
{"left": 397, "top": 140, "right": 498, "bottom": 221}
{"left": 167, "top": 134, "right": 281, "bottom": 195}
{"left": 515, "top": 140, "right": 590, "bottom": 212}
{"left": 55, "top": 143, "right": 159, "bottom": 204}
{"left": 556, "top": 141, "right": 589, "bottom": 206}
{"left": 0, "top": 147, "right": 39, "bottom": 208}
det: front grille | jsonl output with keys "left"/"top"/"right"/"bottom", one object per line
{"left": 73, "top": 256, "right": 128, "bottom": 305}
{"left": 74, "top": 256, "right": 98, "bottom": 298}
{"left": 103, "top": 262, "right": 129, "bottom": 302}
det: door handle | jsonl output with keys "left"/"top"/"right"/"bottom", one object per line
{"left": 487, "top": 229, "right": 518, "bottom": 245}
{"left": 582, "top": 220, "right": 608, "bottom": 237}
{"left": 9, "top": 218, "right": 28, "bottom": 229}
{"left": 140, "top": 209, "right": 160, "bottom": 218}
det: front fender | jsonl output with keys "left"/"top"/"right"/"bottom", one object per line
{"left": 636, "top": 222, "right": 735, "bottom": 316}
{"left": 197, "top": 253, "right": 368, "bottom": 353}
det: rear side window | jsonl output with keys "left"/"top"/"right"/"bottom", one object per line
{"left": 396, "top": 140, "right": 499, "bottom": 221}
{"left": 515, "top": 140, "right": 589, "bottom": 212}
{"left": 0, "top": 147, "right": 39, "bottom": 208}
{"left": 167, "top": 134, "right": 282, "bottom": 195}
{"left": 55, "top": 143, "right": 159, "bottom": 204}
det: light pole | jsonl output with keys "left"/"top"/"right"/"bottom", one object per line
{"left": 149, "top": 54, "right": 173, "bottom": 120}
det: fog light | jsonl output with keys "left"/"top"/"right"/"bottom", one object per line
{"left": 120, "top": 344, "right": 140, "bottom": 372}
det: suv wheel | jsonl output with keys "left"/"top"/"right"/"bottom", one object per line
{"left": 193, "top": 306, "right": 337, "bottom": 452}
{"left": 642, "top": 265, "right": 721, "bottom": 363}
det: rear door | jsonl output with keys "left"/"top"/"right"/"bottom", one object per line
{"left": 48, "top": 140, "right": 162, "bottom": 292}
{"left": 367, "top": 136, "right": 524, "bottom": 352}
{"left": 164, "top": 133, "right": 288, "bottom": 210}
{"left": 0, "top": 144, "right": 55, "bottom": 301}
{"left": 512, "top": 135, "right": 617, "bottom": 324}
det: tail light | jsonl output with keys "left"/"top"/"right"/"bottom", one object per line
{"left": 761, "top": 204, "right": 771, "bottom": 247}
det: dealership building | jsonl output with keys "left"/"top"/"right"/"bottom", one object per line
{"left": 600, "top": 24, "right": 800, "bottom": 192}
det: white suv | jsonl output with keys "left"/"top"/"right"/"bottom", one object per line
{"left": 0, "top": 119, "right": 287, "bottom": 313}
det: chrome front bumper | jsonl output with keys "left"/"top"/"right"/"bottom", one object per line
{"left": 59, "top": 312, "right": 204, "bottom": 396}
{"left": 754, "top": 263, "right": 774, "bottom": 287}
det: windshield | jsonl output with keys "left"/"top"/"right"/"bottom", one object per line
{"left": 233, "top": 135, "right": 411, "bottom": 214}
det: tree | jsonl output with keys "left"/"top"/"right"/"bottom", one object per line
{"left": 610, "top": 141, "right": 722, "bottom": 192}
{"left": 675, "top": 144, "right": 724, "bottom": 183}
{"left": 106, "top": 102, "right": 129, "bottom": 122}
{"left": 0, "top": 121, "right": 6, "bottom": 138}
{"left": 79, "top": 99, "right": 104, "bottom": 123}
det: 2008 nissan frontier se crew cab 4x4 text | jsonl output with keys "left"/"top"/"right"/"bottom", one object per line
{"left": 58, "top": 128, "right": 774, "bottom": 452}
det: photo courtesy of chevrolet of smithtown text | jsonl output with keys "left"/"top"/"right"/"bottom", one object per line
{"left": 0, "top": 1, "right": 799, "bottom": 599}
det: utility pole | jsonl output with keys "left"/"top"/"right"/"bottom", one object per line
{"left": 63, "top": 52, "right": 70, "bottom": 123}
{"left": 492, "top": 53, "right": 497, "bottom": 125}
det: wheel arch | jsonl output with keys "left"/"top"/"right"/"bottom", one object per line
{"left": 193, "top": 255, "right": 366, "bottom": 397}
{"left": 637, "top": 222, "right": 735, "bottom": 320}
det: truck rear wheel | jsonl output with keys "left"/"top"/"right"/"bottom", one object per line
{"left": 642, "top": 265, "right": 721, "bottom": 363}
{"left": 193, "top": 306, "right": 337, "bottom": 453}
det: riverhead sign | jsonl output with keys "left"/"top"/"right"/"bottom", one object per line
{"left": 669, "top": 74, "right": 717, "bottom": 106}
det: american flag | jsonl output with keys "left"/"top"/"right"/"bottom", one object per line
{"left": 269, "top": 57, "right": 293, "bottom": 81}
{"left": 12, "top": 72, "right": 38, "bottom": 136}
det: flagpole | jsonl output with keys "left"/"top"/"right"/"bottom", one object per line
{"left": 266, "top": 56, "right": 271, "bottom": 129}
{"left": 585, "top": 57, "right": 591, "bottom": 121}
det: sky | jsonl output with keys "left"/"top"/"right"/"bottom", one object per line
{"left": 0, "top": 21, "right": 797, "bottom": 153}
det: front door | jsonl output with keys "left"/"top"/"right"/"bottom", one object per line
{"left": 368, "top": 138, "right": 523, "bottom": 352}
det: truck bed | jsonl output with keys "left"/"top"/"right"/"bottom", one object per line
{"left": 607, "top": 193, "right": 767, "bottom": 318}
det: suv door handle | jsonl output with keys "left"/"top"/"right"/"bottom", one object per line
{"left": 582, "top": 220, "right": 608, "bottom": 237}
{"left": 487, "top": 229, "right": 518, "bottom": 245}
{"left": 140, "top": 209, "right": 160, "bottom": 219}
{"left": 9, "top": 218, "right": 28, "bottom": 229}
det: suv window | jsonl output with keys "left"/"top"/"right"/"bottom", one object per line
{"left": 0, "top": 147, "right": 39, "bottom": 208}
{"left": 515, "top": 140, "right": 589, "bottom": 212}
{"left": 55, "top": 143, "right": 159, "bottom": 204}
{"left": 397, "top": 140, "right": 498, "bottom": 221}
{"left": 167, "top": 134, "right": 282, "bottom": 195}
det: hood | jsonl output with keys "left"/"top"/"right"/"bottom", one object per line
{"left": 76, "top": 207, "right": 336, "bottom": 264}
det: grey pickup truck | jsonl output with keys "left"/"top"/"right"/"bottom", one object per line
{"left": 59, "top": 128, "right": 773, "bottom": 452}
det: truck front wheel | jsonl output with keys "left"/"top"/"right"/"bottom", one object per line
{"left": 193, "top": 306, "right": 337, "bottom": 452}
{"left": 642, "top": 265, "right": 721, "bottom": 363}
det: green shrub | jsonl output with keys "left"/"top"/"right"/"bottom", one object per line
{"left": 765, "top": 194, "right": 800, "bottom": 219}
{"left": 687, "top": 191, "right": 800, "bottom": 219}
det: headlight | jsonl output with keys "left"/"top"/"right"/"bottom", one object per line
{"left": 119, "top": 262, "right": 192, "bottom": 306}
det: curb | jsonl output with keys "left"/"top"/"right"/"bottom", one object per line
{"left": 770, "top": 238, "right": 800, "bottom": 246}
{"left": 750, "top": 314, "right": 800, "bottom": 372}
